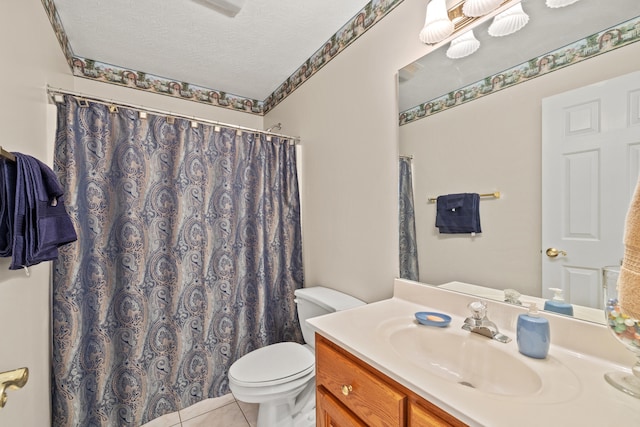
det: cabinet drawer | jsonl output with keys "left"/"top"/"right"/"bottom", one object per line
{"left": 316, "top": 336, "right": 406, "bottom": 427}
{"left": 408, "top": 400, "right": 465, "bottom": 427}
{"left": 317, "top": 385, "right": 368, "bottom": 427}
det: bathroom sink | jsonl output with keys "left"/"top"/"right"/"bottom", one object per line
{"left": 375, "top": 313, "right": 583, "bottom": 403}
{"left": 386, "top": 324, "right": 541, "bottom": 396}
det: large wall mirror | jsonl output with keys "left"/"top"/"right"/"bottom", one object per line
{"left": 398, "top": 0, "right": 640, "bottom": 323}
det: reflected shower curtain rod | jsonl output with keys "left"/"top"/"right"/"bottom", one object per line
{"left": 46, "top": 86, "right": 300, "bottom": 143}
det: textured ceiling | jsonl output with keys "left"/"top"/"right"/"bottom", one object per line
{"left": 52, "top": 0, "right": 372, "bottom": 101}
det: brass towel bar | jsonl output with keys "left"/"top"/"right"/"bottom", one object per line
{"left": 428, "top": 191, "right": 501, "bottom": 203}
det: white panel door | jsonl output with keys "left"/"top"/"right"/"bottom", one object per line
{"left": 542, "top": 71, "right": 640, "bottom": 309}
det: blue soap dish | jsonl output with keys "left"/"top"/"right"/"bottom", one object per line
{"left": 415, "top": 312, "right": 451, "bottom": 327}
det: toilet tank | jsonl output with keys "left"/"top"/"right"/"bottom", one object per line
{"left": 294, "top": 286, "right": 365, "bottom": 347}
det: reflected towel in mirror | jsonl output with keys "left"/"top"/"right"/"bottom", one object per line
{"left": 435, "top": 193, "right": 481, "bottom": 234}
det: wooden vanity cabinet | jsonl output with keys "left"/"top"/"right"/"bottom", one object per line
{"left": 315, "top": 334, "right": 467, "bottom": 427}
{"left": 407, "top": 398, "right": 465, "bottom": 427}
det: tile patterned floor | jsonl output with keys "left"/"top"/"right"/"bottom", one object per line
{"left": 142, "top": 394, "right": 258, "bottom": 427}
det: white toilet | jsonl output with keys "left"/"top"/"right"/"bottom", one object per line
{"left": 228, "top": 286, "right": 365, "bottom": 427}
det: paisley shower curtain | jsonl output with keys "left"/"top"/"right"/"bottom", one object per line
{"left": 51, "top": 95, "right": 304, "bottom": 426}
{"left": 399, "top": 157, "right": 419, "bottom": 281}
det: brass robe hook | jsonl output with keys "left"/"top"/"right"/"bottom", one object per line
{"left": 0, "top": 367, "right": 29, "bottom": 409}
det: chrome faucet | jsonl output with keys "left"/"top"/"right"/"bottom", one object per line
{"left": 462, "top": 301, "right": 511, "bottom": 343}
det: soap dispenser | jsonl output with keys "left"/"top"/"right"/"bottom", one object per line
{"left": 517, "top": 303, "right": 550, "bottom": 359}
{"left": 544, "top": 287, "right": 574, "bottom": 316}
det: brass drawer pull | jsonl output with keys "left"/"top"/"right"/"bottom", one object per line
{"left": 341, "top": 384, "right": 353, "bottom": 396}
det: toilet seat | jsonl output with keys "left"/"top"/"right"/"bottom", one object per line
{"left": 229, "top": 342, "right": 315, "bottom": 387}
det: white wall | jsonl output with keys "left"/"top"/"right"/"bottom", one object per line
{"left": 264, "top": 1, "right": 434, "bottom": 303}
{"left": 399, "top": 42, "right": 640, "bottom": 298}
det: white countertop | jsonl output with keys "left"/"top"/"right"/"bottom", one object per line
{"left": 308, "top": 279, "right": 640, "bottom": 427}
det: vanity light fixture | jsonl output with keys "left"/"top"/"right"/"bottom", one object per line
{"left": 420, "top": 0, "right": 536, "bottom": 59}
{"left": 488, "top": 2, "right": 529, "bottom": 37}
{"left": 419, "top": 0, "right": 454, "bottom": 44}
{"left": 462, "top": 0, "right": 503, "bottom": 17}
{"left": 545, "top": 0, "right": 581, "bottom": 8}
{"left": 420, "top": 0, "right": 515, "bottom": 45}
{"left": 446, "top": 30, "right": 481, "bottom": 59}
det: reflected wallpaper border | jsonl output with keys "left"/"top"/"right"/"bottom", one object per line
{"left": 399, "top": 15, "right": 640, "bottom": 126}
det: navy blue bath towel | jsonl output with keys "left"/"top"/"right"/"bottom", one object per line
{"left": 0, "top": 158, "right": 17, "bottom": 256}
{"left": 435, "top": 193, "right": 481, "bottom": 234}
{"left": 0, "top": 152, "right": 77, "bottom": 270}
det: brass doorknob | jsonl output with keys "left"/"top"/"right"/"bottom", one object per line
{"left": 341, "top": 384, "right": 353, "bottom": 396}
{"left": 546, "top": 248, "right": 567, "bottom": 258}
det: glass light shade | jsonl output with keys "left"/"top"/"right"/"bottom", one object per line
{"left": 488, "top": 3, "right": 530, "bottom": 37}
{"left": 462, "top": 0, "right": 503, "bottom": 17}
{"left": 446, "top": 30, "right": 481, "bottom": 59}
{"left": 419, "top": 0, "right": 454, "bottom": 44}
{"left": 546, "top": 0, "right": 581, "bottom": 8}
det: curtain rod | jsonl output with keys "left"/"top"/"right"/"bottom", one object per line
{"left": 46, "top": 86, "right": 301, "bottom": 143}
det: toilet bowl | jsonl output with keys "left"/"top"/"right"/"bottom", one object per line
{"left": 228, "top": 286, "right": 365, "bottom": 427}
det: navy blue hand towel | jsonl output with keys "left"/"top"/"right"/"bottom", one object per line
{"left": 435, "top": 193, "right": 481, "bottom": 234}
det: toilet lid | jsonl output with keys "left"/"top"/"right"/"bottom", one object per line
{"left": 229, "top": 342, "right": 315, "bottom": 387}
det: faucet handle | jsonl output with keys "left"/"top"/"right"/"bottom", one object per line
{"left": 468, "top": 300, "right": 487, "bottom": 319}
{"left": 504, "top": 288, "right": 522, "bottom": 305}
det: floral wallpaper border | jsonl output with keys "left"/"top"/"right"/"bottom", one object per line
{"left": 40, "top": 0, "right": 403, "bottom": 116}
{"left": 400, "top": 15, "right": 640, "bottom": 126}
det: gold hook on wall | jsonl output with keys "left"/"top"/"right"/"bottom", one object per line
{"left": 0, "top": 146, "right": 16, "bottom": 162}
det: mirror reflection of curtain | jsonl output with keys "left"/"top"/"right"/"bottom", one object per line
{"left": 50, "top": 96, "right": 304, "bottom": 426}
{"left": 399, "top": 157, "right": 419, "bottom": 281}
